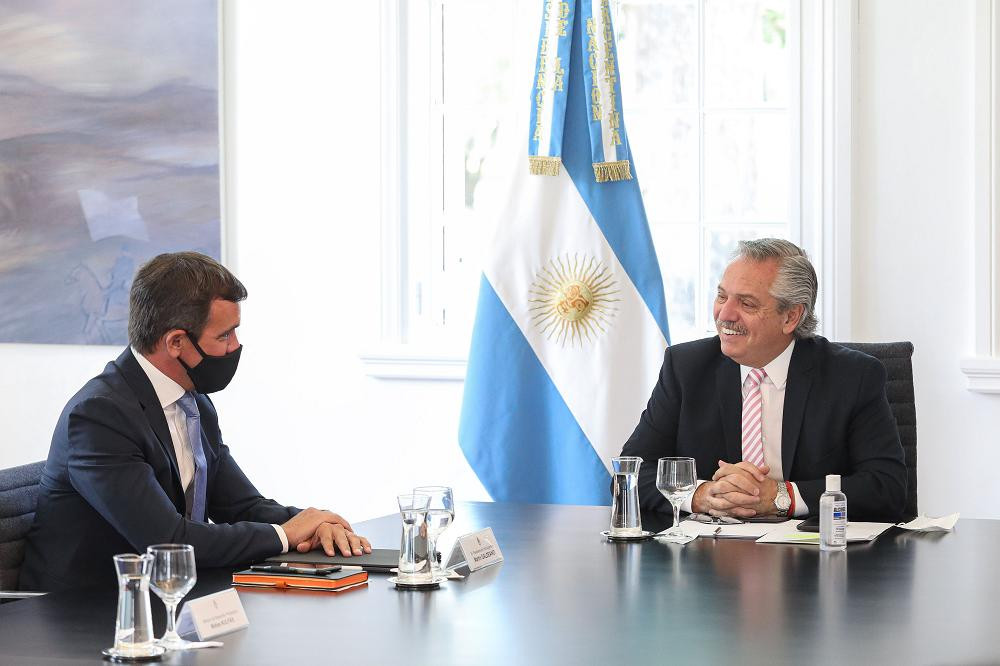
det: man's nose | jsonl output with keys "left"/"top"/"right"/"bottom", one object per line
{"left": 228, "top": 331, "right": 240, "bottom": 352}
{"left": 717, "top": 298, "right": 738, "bottom": 322}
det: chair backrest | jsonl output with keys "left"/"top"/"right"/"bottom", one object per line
{"left": 836, "top": 342, "right": 917, "bottom": 520}
{"left": 0, "top": 461, "right": 45, "bottom": 591}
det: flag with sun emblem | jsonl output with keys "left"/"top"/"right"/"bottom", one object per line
{"left": 459, "top": 0, "right": 669, "bottom": 505}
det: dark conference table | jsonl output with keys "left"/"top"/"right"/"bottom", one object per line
{"left": 0, "top": 501, "right": 996, "bottom": 665}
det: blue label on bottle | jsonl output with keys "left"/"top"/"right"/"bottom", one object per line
{"left": 833, "top": 511, "right": 845, "bottom": 519}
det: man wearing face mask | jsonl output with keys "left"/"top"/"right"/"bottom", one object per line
{"left": 22, "top": 252, "right": 370, "bottom": 592}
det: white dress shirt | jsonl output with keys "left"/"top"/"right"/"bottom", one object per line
{"left": 738, "top": 340, "right": 808, "bottom": 517}
{"left": 131, "top": 349, "right": 289, "bottom": 551}
{"left": 683, "top": 339, "right": 808, "bottom": 516}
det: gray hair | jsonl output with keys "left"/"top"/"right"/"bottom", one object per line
{"left": 732, "top": 238, "right": 818, "bottom": 338}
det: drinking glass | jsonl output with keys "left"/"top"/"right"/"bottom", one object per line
{"left": 397, "top": 493, "right": 433, "bottom": 583}
{"left": 147, "top": 544, "right": 197, "bottom": 650}
{"left": 105, "top": 553, "right": 164, "bottom": 660}
{"left": 656, "top": 457, "right": 697, "bottom": 539}
{"left": 413, "top": 486, "right": 455, "bottom": 577}
{"left": 610, "top": 456, "right": 643, "bottom": 536}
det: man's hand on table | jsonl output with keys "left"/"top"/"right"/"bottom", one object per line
{"left": 690, "top": 460, "right": 779, "bottom": 518}
{"left": 296, "top": 522, "right": 372, "bottom": 556}
{"left": 280, "top": 507, "right": 372, "bottom": 556}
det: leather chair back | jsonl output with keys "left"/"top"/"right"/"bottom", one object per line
{"left": 837, "top": 342, "right": 917, "bottom": 520}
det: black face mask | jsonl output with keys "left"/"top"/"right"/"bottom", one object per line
{"left": 179, "top": 332, "right": 242, "bottom": 394}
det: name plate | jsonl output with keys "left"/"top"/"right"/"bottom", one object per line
{"left": 176, "top": 588, "right": 249, "bottom": 641}
{"left": 446, "top": 527, "right": 503, "bottom": 572}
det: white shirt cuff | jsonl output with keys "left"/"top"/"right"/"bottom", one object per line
{"left": 272, "top": 524, "right": 289, "bottom": 553}
{"left": 681, "top": 479, "right": 708, "bottom": 513}
{"left": 789, "top": 482, "right": 808, "bottom": 517}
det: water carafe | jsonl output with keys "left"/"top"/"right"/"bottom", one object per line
{"left": 104, "top": 553, "right": 164, "bottom": 660}
{"left": 610, "top": 456, "right": 643, "bottom": 536}
{"left": 397, "top": 493, "right": 433, "bottom": 583}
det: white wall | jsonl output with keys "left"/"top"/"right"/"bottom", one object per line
{"left": 3, "top": 0, "right": 997, "bottom": 522}
{"left": 0, "top": 2, "right": 488, "bottom": 524}
{"left": 854, "top": 0, "right": 1000, "bottom": 518}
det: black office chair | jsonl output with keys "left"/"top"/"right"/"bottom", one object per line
{"left": 837, "top": 341, "right": 917, "bottom": 520}
{"left": 0, "top": 461, "right": 47, "bottom": 601}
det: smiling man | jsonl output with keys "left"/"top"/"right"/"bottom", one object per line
{"left": 620, "top": 239, "right": 907, "bottom": 522}
{"left": 22, "top": 252, "right": 370, "bottom": 592}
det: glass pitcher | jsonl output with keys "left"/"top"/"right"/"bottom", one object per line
{"left": 610, "top": 456, "right": 643, "bottom": 536}
{"left": 397, "top": 493, "right": 433, "bottom": 583}
{"left": 105, "top": 553, "right": 164, "bottom": 660}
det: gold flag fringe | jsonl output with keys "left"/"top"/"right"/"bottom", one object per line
{"left": 529, "top": 156, "right": 562, "bottom": 176}
{"left": 592, "top": 160, "right": 632, "bottom": 182}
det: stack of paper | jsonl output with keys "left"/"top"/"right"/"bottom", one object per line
{"left": 755, "top": 520, "right": 894, "bottom": 545}
{"left": 677, "top": 520, "right": 793, "bottom": 540}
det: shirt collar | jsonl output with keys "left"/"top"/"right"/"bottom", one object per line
{"left": 739, "top": 339, "right": 796, "bottom": 389}
{"left": 131, "top": 347, "right": 186, "bottom": 409}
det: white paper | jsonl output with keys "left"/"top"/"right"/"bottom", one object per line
{"left": 756, "top": 520, "right": 895, "bottom": 545}
{"left": 677, "top": 519, "right": 793, "bottom": 540}
{"left": 897, "top": 513, "right": 960, "bottom": 532}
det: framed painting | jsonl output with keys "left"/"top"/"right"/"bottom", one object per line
{"left": 0, "top": 0, "right": 221, "bottom": 344}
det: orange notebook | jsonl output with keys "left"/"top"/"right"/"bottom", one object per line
{"left": 232, "top": 568, "right": 368, "bottom": 592}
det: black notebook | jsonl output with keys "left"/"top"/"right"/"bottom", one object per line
{"left": 267, "top": 548, "right": 399, "bottom": 572}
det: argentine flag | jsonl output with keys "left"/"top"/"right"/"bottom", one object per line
{"left": 459, "top": 0, "right": 669, "bottom": 505}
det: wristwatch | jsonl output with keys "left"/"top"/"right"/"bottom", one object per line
{"left": 774, "top": 481, "right": 791, "bottom": 517}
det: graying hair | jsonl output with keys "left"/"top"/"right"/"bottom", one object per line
{"left": 732, "top": 238, "right": 818, "bottom": 338}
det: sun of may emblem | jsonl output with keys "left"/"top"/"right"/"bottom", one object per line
{"left": 529, "top": 254, "right": 620, "bottom": 346}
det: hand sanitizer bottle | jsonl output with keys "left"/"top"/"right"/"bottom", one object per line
{"left": 819, "top": 474, "right": 847, "bottom": 551}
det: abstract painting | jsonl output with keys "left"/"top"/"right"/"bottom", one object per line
{"left": 0, "top": 0, "right": 220, "bottom": 344}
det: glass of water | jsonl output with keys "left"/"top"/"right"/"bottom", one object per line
{"left": 147, "top": 544, "right": 197, "bottom": 650}
{"left": 413, "top": 486, "right": 455, "bottom": 577}
{"left": 656, "top": 457, "right": 697, "bottom": 539}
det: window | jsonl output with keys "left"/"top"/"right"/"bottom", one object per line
{"left": 380, "top": 0, "right": 537, "bottom": 352}
{"left": 618, "top": 0, "right": 797, "bottom": 342}
{"left": 375, "top": 0, "right": 849, "bottom": 372}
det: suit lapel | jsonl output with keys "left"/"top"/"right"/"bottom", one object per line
{"left": 781, "top": 339, "right": 816, "bottom": 476}
{"left": 716, "top": 355, "right": 743, "bottom": 464}
{"left": 114, "top": 348, "right": 184, "bottom": 494}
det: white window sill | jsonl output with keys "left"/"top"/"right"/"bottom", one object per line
{"left": 960, "top": 357, "right": 1000, "bottom": 394}
{"left": 360, "top": 348, "right": 467, "bottom": 381}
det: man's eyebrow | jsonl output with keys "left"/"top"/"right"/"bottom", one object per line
{"left": 220, "top": 322, "right": 240, "bottom": 335}
{"left": 717, "top": 286, "right": 759, "bottom": 302}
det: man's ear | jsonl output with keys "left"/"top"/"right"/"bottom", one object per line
{"left": 163, "top": 329, "right": 187, "bottom": 359}
{"left": 782, "top": 305, "right": 804, "bottom": 335}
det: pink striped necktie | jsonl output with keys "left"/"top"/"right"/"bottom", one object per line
{"left": 741, "top": 368, "right": 767, "bottom": 468}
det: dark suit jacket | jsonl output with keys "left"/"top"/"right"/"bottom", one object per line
{"left": 621, "top": 336, "right": 907, "bottom": 522}
{"left": 21, "top": 349, "right": 298, "bottom": 591}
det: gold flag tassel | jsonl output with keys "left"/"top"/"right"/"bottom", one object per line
{"left": 529, "top": 155, "right": 562, "bottom": 176}
{"left": 592, "top": 160, "right": 632, "bottom": 183}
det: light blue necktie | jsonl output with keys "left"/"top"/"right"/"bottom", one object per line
{"left": 176, "top": 392, "right": 207, "bottom": 522}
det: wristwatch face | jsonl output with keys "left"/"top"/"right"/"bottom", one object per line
{"left": 775, "top": 485, "right": 791, "bottom": 511}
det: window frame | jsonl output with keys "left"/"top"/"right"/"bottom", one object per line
{"left": 962, "top": 0, "right": 1000, "bottom": 393}
{"left": 364, "top": 0, "right": 855, "bottom": 380}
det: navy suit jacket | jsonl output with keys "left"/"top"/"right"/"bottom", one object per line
{"left": 22, "top": 349, "right": 298, "bottom": 591}
{"left": 620, "top": 336, "right": 907, "bottom": 522}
